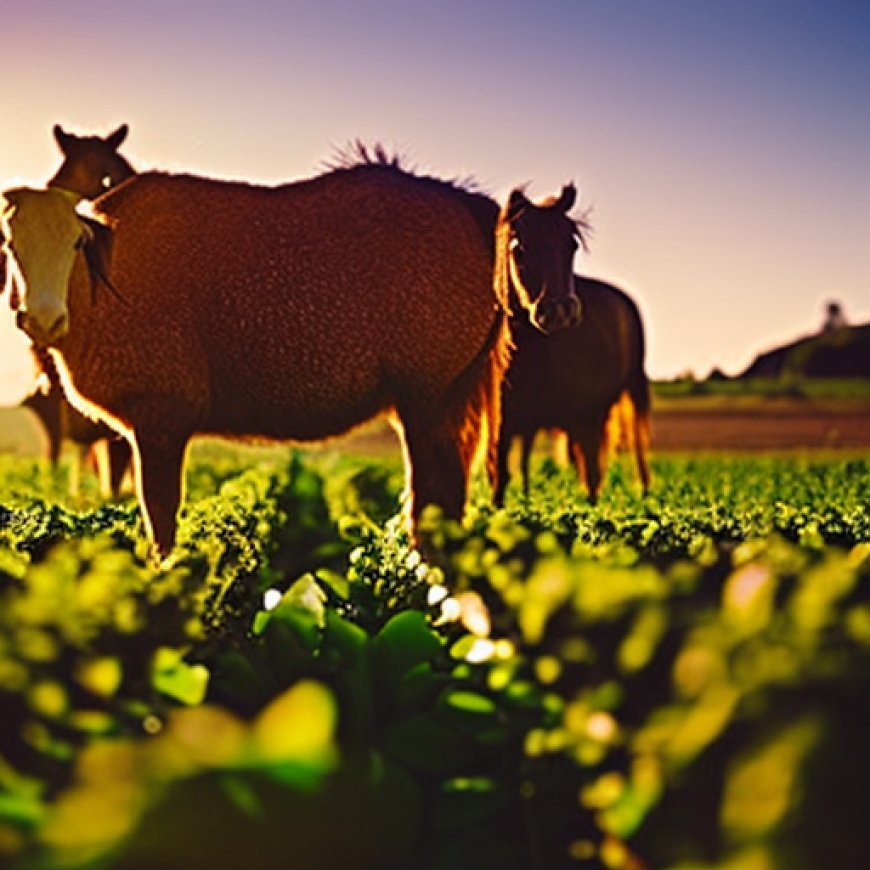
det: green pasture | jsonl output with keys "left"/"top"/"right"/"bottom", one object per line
{"left": 0, "top": 445, "right": 868, "bottom": 870}
{"left": 652, "top": 375, "right": 870, "bottom": 403}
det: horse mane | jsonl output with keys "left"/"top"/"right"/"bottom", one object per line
{"left": 324, "top": 141, "right": 406, "bottom": 172}
{"left": 325, "top": 141, "right": 500, "bottom": 257}
{"left": 567, "top": 205, "right": 593, "bottom": 254}
{"left": 78, "top": 215, "right": 126, "bottom": 306}
{"left": 493, "top": 205, "right": 515, "bottom": 314}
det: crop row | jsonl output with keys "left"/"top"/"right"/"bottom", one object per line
{"left": 0, "top": 449, "right": 868, "bottom": 869}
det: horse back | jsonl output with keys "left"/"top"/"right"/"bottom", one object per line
{"left": 77, "top": 169, "right": 499, "bottom": 441}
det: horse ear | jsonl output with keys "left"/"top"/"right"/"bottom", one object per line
{"left": 557, "top": 183, "right": 577, "bottom": 213}
{"left": 53, "top": 124, "right": 75, "bottom": 152}
{"left": 106, "top": 124, "right": 129, "bottom": 150}
{"left": 507, "top": 188, "right": 529, "bottom": 221}
{"left": 2, "top": 188, "right": 22, "bottom": 214}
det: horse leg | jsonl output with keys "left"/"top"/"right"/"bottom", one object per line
{"left": 494, "top": 432, "right": 513, "bottom": 507}
{"left": 108, "top": 437, "right": 133, "bottom": 497}
{"left": 552, "top": 429, "right": 569, "bottom": 466}
{"left": 46, "top": 402, "right": 63, "bottom": 469}
{"left": 89, "top": 440, "right": 111, "bottom": 498}
{"left": 568, "top": 413, "right": 608, "bottom": 503}
{"left": 633, "top": 407, "right": 652, "bottom": 493}
{"left": 398, "top": 419, "right": 468, "bottom": 531}
{"left": 47, "top": 431, "right": 62, "bottom": 469}
{"left": 520, "top": 432, "right": 535, "bottom": 498}
{"left": 131, "top": 430, "right": 189, "bottom": 557}
{"left": 568, "top": 436, "right": 588, "bottom": 494}
{"left": 69, "top": 443, "right": 86, "bottom": 496}
{"left": 627, "top": 372, "right": 652, "bottom": 493}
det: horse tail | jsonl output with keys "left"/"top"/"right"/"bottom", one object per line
{"left": 627, "top": 378, "right": 651, "bottom": 489}
{"left": 612, "top": 286, "right": 651, "bottom": 492}
{"left": 603, "top": 392, "right": 630, "bottom": 458}
{"left": 626, "top": 349, "right": 651, "bottom": 493}
{"left": 601, "top": 386, "right": 649, "bottom": 494}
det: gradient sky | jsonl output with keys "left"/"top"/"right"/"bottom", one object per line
{"left": 1, "top": 0, "right": 868, "bottom": 403}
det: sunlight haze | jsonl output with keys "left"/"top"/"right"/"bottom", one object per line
{"left": 1, "top": 0, "right": 868, "bottom": 404}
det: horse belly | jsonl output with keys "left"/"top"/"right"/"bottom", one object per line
{"left": 199, "top": 254, "right": 491, "bottom": 439}
{"left": 505, "top": 337, "right": 622, "bottom": 432}
{"left": 203, "top": 313, "right": 388, "bottom": 441}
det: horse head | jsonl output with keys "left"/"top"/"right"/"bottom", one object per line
{"left": 495, "top": 183, "right": 588, "bottom": 333}
{"left": 47, "top": 124, "right": 135, "bottom": 201}
{"left": 1, "top": 187, "right": 116, "bottom": 345}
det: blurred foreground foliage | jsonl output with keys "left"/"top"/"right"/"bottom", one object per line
{"left": 0, "top": 447, "right": 868, "bottom": 869}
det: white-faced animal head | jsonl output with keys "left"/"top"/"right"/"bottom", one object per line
{"left": 1, "top": 187, "right": 90, "bottom": 345}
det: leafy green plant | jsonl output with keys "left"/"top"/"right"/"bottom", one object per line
{"left": 0, "top": 449, "right": 868, "bottom": 869}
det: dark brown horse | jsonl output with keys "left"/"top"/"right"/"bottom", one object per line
{"left": 10, "top": 125, "right": 135, "bottom": 491}
{"left": 1, "top": 153, "right": 584, "bottom": 556}
{"left": 494, "top": 187, "right": 650, "bottom": 503}
{"left": 47, "top": 124, "right": 134, "bottom": 199}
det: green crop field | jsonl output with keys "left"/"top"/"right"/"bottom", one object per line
{"left": 1, "top": 444, "right": 869, "bottom": 870}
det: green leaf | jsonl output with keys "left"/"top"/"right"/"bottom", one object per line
{"left": 152, "top": 647, "right": 209, "bottom": 705}
{"left": 431, "top": 777, "right": 512, "bottom": 833}
{"left": 372, "top": 611, "right": 443, "bottom": 703}
{"left": 322, "top": 609, "right": 369, "bottom": 660}
{"left": 382, "top": 714, "right": 475, "bottom": 776}
{"left": 249, "top": 680, "right": 337, "bottom": 774}
{"left": 256, "top": 575, "right": 326, "bottom": 652}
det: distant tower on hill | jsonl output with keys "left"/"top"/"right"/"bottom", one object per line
{"left": 822, "top": 300, "right": 848, "bottom": 333}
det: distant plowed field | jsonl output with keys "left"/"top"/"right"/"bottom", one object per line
{"left": 650, "top": 398, "right": 870, "bottom": 450}
{"left": 3, "top": 397, "right": 870, "bottom": 460}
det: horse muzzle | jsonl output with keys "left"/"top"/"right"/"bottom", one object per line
{"left": 16, "top": 308, "right": 69, "bottom": 346}
{"left": 530, "top": 293, "right": 582, "bottom": 334}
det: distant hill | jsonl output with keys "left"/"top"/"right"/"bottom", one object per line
{"left": 739, "top": 321, "right": 870, "bottom": 379}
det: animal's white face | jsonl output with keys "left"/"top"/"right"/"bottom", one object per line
{"left": 1, "top": 187, "right": 86, "bottom": 345}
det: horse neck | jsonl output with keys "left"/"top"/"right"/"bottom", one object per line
{"left": 56, "top": 254, "right": 99, "bottom": 368}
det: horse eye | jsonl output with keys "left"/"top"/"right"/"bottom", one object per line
{"left": 101, "top": 175, "right": 113, "bottom": 189}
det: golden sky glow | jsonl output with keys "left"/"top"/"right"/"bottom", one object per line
{"left": 1, "top": 0, "right": 868, "bottom": 404}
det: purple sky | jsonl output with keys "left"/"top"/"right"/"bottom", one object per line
{"left": 1, "top": 0, "right": 868, "bottom": 399}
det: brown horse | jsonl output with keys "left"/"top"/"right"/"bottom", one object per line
{"left": 494, "top": 187, "right": 650, "bottom": 504}
{"left": 11, "top": 125, "right": 135, "bottom": 491}
{"left": 1, "top": 153, "right": 585, "bottom": 556}
{"left": 47, "top": 124, "right": 134, "bottom": 200}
